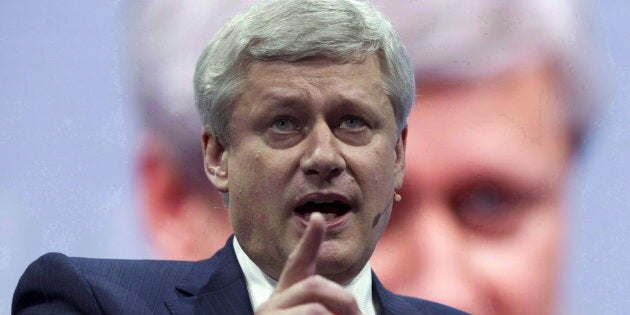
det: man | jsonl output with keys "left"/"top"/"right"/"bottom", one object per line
{"left": 128, "top": 1, "right": 596, "bottom": 314}
{"left": 132, "top": 1, "right": 594, "bottom": 314}
{"left": 12, "top": 0, "right": 465, "bottom": 314}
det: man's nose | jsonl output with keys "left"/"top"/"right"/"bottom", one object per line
{"left": 300, "top": 122, "right": 346, "bottom": 181}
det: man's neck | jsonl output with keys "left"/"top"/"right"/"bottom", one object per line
{"left": 232, "top": 236, "right": 377, "bottom": 315}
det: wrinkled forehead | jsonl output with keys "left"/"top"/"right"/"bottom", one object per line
{"left": 235, "top": 53, "right": 400, "bottom": 123}
{"left": 244, "top": 54, "right": 382, "bottom": 83}
{"left": 240, "top": 55, "right": 391, "bottom": 108}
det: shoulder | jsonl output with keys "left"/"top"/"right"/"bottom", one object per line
{"left": 13, "top": 252, "right": 195, "bottom": 314}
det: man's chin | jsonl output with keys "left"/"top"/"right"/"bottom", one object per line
{"left": 315, "top": 242, "right": 366, "bottom": 284}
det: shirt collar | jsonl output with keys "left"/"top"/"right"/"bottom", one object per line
{"left": 232, "top": 236, "right": 377, "bottom": 315}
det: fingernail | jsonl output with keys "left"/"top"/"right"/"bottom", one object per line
{"left": 310, "top": 212, "right": 323, "bottom": 222}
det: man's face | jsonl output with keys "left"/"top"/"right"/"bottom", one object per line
{"left": 372, "top": 62, "right": 571, "bottom": 314}
{"left": 213, "top": 55, "right": 405, "bottom": 284}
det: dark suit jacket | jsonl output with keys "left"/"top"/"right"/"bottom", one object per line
{"left": 13, "top": 236, "right": 467, "bottom": 314}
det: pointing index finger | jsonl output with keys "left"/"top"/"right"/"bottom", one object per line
{"left": 276, "top": 212, "right": 326, "bottom": 291}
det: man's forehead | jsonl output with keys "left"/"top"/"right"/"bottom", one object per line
{"left": 245, "top": 54, "right": 382, "bottom": 76}
{"left": 241, "top": 56, "right": 387, "bottom": 102}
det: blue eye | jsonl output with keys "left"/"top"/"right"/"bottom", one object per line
{"left": 271, "top": 118, "right": 296, "bottom": 132}
{"left": 339, "top": 117, "right": 366, "bottom": 130}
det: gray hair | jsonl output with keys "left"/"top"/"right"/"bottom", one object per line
{"left": 377, "top": 0, "right": 598, "bottom": 148}
{"left": 194, "top": 0, "right": 414, "bottom": 144}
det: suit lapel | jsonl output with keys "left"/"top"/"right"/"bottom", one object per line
{"left": 372, "top": 271, "right": 419, "bottom": 315}
{"left": 165, "top": 237, "right": 429, "bottom": 314}
{"left": 165, "top": 236, "right": 254, "bottom": 315}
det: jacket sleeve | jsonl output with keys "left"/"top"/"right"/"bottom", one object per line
{"left": 12, "top": 253, "right": 103, "bottom": 315}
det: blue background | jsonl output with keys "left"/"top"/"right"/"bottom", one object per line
{"left": 0, "top": 1, "right": 628, "bottom": 314}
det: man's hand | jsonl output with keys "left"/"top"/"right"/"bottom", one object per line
{"left": 256, "top": 212, "right": 362, "bottom": 315}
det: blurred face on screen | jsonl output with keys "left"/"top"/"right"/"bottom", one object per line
{"left": 371, "top": 61, "right": 572, "bottom": 315}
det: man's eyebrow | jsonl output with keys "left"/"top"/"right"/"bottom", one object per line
{"left": 449, "top": 166, "right": 551, "bottom": 197}
{"left": 337, "top": 95, "right": 373, "bottom": 109}
{"left": 335, "top": 90, "right": 390, "bottom": 113}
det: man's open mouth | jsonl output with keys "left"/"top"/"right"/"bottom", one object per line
{"left": 294, "top": 200, "right": 352, "bottom": 221}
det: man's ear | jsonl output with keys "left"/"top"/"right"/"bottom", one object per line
{"left": 202, "top": 131, "right": 229, "bottom": 192}
{"left": 394, "top": 126, "right": 407, "bottom": 190}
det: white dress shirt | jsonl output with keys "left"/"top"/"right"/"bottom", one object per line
{"left": 233, "top": 237, "right": 377, "bottom": 315}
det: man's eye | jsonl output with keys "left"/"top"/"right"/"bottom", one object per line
{"left": 339, "top": 116, "right": 366, "bottom": 130}
{"left": 271, "top": 118, "right": 296, "bottom": 132}
{"left": 453, "top": 183, "right": 521, "bottom": 235}
{"left": 463, "top": 185, "right": 504, "bottom": 213}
